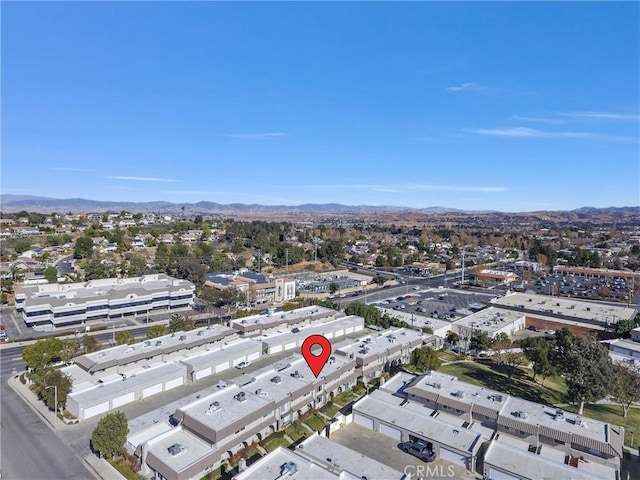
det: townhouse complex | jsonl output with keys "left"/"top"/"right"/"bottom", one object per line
{"left": 15, "top": 274, "right": 195, "bottom": 328}
{"left": 352, "top": 371, "right": 622, "bottom": 480}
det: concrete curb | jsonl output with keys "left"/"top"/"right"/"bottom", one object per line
{"left": 7, "top": 373, "right": 125, "bottom": 480}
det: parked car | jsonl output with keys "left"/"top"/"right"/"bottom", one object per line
{"left": 399, "top": 441, "right": 436, "bottom": 462}
{"left": 235, "top": 361, "right": 252, "bottom": 369}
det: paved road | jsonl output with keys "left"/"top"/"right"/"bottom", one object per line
{"left": 54, "top": 254, "right": 75, "bottom": 276}
{"left": 0, "top": 376, "right": 92, "bottom": 480}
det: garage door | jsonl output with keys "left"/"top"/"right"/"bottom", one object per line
{"left": 379, "top": 423, "right": 402, "bottom": 441}
{"left": 112, "top": 392, "right": 135, "bottom": 408}
{"left": 247, "top": 352, "right": 260, "bottom": 361}
{"left": 270, "top": 345, "right": 282, "bottom": 354}
{"left": 164, "top": 377, "right": 184, "bottom": 390}
{"left": 215, "top": 361, "right": 229, "bottom": 373}
{"left": 344, "top": 327, "right": 354, "bottom": 334}
{"left": 194, "top": 367, "right": 212, "bottom": 380}
{"left": 439, "top": 448, "right": 467, "bottom": 468}
{"left": 354, "top": 413, "right": 374, "bottom": 430}
{"left": 334, "top": 329, "right": 344, "bottom": 337}
{"left": 84, "top": 401, "right": 109, "bottom": 419}
{"left": 143, "top": 383, "right": 163, "bottom": 398}
{"left": 285, "top": 342, "right": 297, "bottom": 350}
{"left": 354, "top": 325, "right": 363, "bottom": 332}
{"left": 488, "top": 468, "right": 520, "bottom": 480}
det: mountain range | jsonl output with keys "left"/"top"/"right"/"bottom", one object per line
{"left": 0, "top": 194, "right": 638, "bottom": 217}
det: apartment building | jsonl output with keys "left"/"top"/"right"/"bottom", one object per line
{"left": 15, "top": 274, "right": 195, "bottom": 328}
{"left": 359, "top": 370, "right": 622, "bottom": 479}
{"left": 204, "top": 270, "right": 295, "bottom": 304}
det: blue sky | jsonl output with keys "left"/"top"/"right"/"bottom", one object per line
{"left": 2, "top": 2, "right": 639, "bottom": 212}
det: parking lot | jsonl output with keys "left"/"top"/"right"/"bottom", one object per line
{"left": 371, "top": 288, "right": 497, "bottom": 322}
{"left": 526, "top": 271, "right": 634, "bottom": 303}
{"left": 332, "top": 423, "right": 479, "bottom": 479}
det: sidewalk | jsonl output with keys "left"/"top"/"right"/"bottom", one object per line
{"left": 7, "top": 373, "right": 124, "bottom": 480}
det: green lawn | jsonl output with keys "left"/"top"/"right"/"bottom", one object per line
{"left": 284, "top": 421, "right": 309, "bottom": 442}
{"left": 438, "top": 359, "right": 567, "bottom": 405}
{"left": 304, "top": 414, "right": 327, "bottom": 432}
{"left": 321, "top": 402, "right": 341, "bottom": 418}
{"left": 334, "top": 390, "right": 358, "bottom": 406}
{"left": 438, "top": 350, "right": 465, "bottom": 362}
{"left": 263, "top": 436, "right": 291, "bottom": 452}
{"left": 563, "top": 404, "right": 640, "bottom": 448}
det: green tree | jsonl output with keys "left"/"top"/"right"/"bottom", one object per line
{"left": 83, "top": 335, "right": 102, "bottom": 354}
{"left": 329, "top": 283, "right": 339, "bottom": 295}
{"left": 490, "top": 332, "right": 512, "bottom": 364}
{"left": 14, "top": 238, "right": 32, "bottom": 254}
{"left": 83, "top": 258, "right": 112, "bottom": 280}
{"left": 61, "top": 337, "right": 82, "bottom": 363}
{"left": 521, "top": 337, "right": 555, "bottom": 385}
{"left": 115, "top": 331, "right": 134, "bottom": 345}
{"left": 74, "top": 236, "right": 94, "bottom": 259}
{"left": 445, "top": 331, "right": 459, "bottom": 345}
{"left": 551, "top": 331, "right": 614, "bottom": 414}
{"left": 469, "top": 330, "right": 491, "bottom": 353}
{"left": 44, "top": 266, "right": 59, "bottom": 283}
{"left": 372, "top": 275, "right": 386, "bottom": 286}
{"left": 411, "top": 347, "right": 442, "bottom": 372}
{"left": 610, "top": 364, "right": 640, "bottom": 418}
{"left": 22, "top": 337, "right": 64, "bottom": 371}
{"left": 91, "top": 411, "right": 129, "bottom": 459}
{"left": 168, "top": 314, "right": 195, "bottom": 333}
{"left": 616, "top": 318, "right": 639, "bottom": 338}
{"left": 35, "top": 368, "right": 73, "bottom": 412}
{"left": 146, "top": 324, "right": 168, "bottom": 339}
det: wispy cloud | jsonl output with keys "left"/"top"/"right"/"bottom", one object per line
{"left": 223, "top": 132, "right": 287, "bottom": 139}
{"left": 446, "top": 82, "right": 477, "bottom": 92}
{"left": 109, "top": 176, "right": 178, "bottom": 182}
{"left": 466, "top": 127, "right": 588, "bottom": 138}
{"left": 466, "top": 127, "right": 637, "bottom": 142}
{"left": 271, "top": 183, "right": 510, "bottom": 193}
{"left": 51, "top": 167, "right": 96, "bottom": 172}
{"left": 512, "top": 116, "right": 567, "bottom": 125}
{"left": 559, "top": 111, "right": 640, "bottom": 121}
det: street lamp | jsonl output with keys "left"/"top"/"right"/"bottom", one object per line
{"left": 631, "top": 431, "right": 634, "bottom": 447}
{"left": 46, "top": 385, "right": 58, "bottom": 425}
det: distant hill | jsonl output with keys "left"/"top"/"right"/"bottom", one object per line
{"left": 0, "top": 194, "right": 636, "bottom": 217}
{"left": 0, "top": 195, "right": 498, "bottom": 215}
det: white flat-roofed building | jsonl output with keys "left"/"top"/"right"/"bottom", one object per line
{"left": 75, "top": 324, "right": 236, "bottom": 375}
{"left": 353, "top": 389, "right": 482, "bottom": 471}
{"left": 259, "top": 315, "right": 364, "bottom": 355}
{"left": 483, "top": 437, "right": 612, "bottom": 480}
{"left": 132, "top": 352, "right": 358, "bottom": 479}
{"left": 230, "top": 305, "right": 343, "bottom": 337}
{"left": 232, "top": 446, "right": 342, "bottom": 480}
{"left": 67, "top": 362, "right": 188, "bottom": 421}
{"left": 15, "top": 274, "right": 195, "bottom": 328}
{"left": 399, "top": 370, "right": 623, "bottom": 476}
{"left": 179, "top": 339, "right": 262, "bottom": 381}
{"left": 475, "top": 269, "right": 518, "bottom": 287}
{"left": 145, "top": 427, "right": 218, "bottom": 480}
{"left": 553, "top": 266, "right": 640, "bottom": 282}
{"left": 334, "top": 327, "right": 427, "bottom": 381}
{"left": 293, "top": 433, "right": 405, "bottom": 480}
{"left": 491, "top": 292, "right": 636, "bottom": 330}
{"left": 452, "top": 307, "right": 525, "bottom": 339}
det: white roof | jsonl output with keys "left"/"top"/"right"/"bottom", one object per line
{"left": 484, "top": 439, "right": 610, "bottom": 480}
{"left": 452, "top": 307, "right": 524, "bottom": 336}
{"left": 233, "top": 447, "right": 341, "bottom": 480}
{"left": 492, "top": 292, "right": 635, "bottom": 323}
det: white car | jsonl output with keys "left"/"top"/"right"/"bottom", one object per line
{"left": 235, "top": 361, "right": 252, "bottom": 369}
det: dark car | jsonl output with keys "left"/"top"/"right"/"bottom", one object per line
{"left": 399, "top": 441, "right": 436, "bottom": 462}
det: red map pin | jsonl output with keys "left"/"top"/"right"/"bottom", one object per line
{"left": 301, "top": 334, "right": 332, "bottom": 378}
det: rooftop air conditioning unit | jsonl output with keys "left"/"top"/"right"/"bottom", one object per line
{"left": 516, "top": 410, "right": 528, "bottom": 419}
{"left": 271, "top": 376, "right": 282, "bottom": 384}
{"left": 281, "top": 462, "right": 297, "bottom": 475}
{"left": 168, "top": 443, "right": 186, "bottom": 456}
